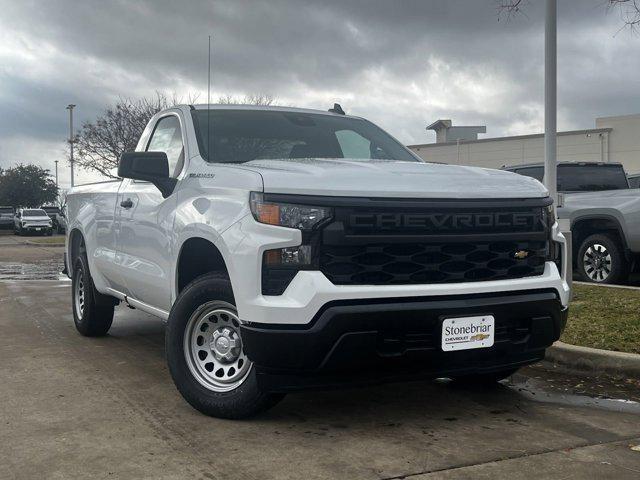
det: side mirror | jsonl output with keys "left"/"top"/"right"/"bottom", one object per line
{"left": 118, "top": 152, "right": 177, "bottom": 198}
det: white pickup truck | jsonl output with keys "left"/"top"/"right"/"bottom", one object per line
{"left": 66, "top": 104, "right": 570, "bottom": 418}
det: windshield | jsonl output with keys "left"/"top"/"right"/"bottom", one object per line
{"left": 23, "top": 209, "right": 47, "bottom": 216}
{"left": 191, "top": 109, "right": 418, "bottom": 163}
{"left": 511, "top": 164, "right": 629, "bottom": 192}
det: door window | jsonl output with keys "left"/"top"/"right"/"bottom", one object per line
{"left": 146, "top": 115, "right": 184, "bottom": 177}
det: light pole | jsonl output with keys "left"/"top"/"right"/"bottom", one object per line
{"left": 66, "top": 104, "right": 76, "bottom": 188}
{"left": 544, "top": 0, "right": 572, "bottom": 289}
{"left": 54, "top": 160, "right": 58, "bottom": 187}
{"left": 543, "top": 0, "right": 556, "bottom": 204}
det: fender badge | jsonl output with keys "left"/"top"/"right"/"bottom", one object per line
{"left": 513, "top": 250, "right": 529, "bottom": 259}
{"left": 188, "top": 173, "right": 216, "bottom": 178}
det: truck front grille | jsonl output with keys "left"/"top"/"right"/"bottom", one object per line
{"left": 320, "top": 240, "right": 548, "bottom": 285}
{"left": 318, "top": 197, "right": 552, "bottom": 286}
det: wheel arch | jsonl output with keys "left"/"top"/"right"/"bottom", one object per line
{"left": 175, "top": 237, "right": 232, "bottom": 296}
{"left": 570, "top": 215, "right": 629, "bottom": 263}
{"left": 68, "top": 228, "right": 86, "bottom": 265}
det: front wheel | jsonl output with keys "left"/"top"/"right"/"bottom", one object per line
{"left": 166, "top": 273, "right": 283, "bottom": 419}
{"left": 576, "top": 233, "right": 628, "bottom": 284}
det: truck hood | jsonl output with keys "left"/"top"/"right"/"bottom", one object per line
{"left": 240, "top": 158, "right": 548, "bottom": 199}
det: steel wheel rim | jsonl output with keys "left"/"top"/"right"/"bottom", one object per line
{"left": 183, "top": 301, "right": 252, "bottom": 392}
{"left": 583, "top": 243, "right": 612, "bottom": 282}
{"left": 74, "top": 269, "right": 85, "bottom": 319}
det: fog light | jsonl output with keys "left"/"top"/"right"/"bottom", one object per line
{"left": 264, "top": 245, "right": 312, "bottom": 266}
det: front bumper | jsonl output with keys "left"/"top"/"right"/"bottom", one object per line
{"left": 241, "top": 290, "right": 567, "bottom": 392}
{"left": 224, "top": 215, "right": 571, "bottom": 326}
{"left": 21, "top": 224, "right": 52, "bottom": 232}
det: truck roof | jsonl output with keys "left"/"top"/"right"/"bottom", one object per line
{"left": 188, "top": 103, "right": 362, "bottom": 119}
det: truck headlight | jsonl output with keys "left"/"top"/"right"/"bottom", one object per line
{"left": 545, "top": 204, "right": 556, "bottom": 230}
{"left": 264, "top": 245, "right": 312, "bottom": 266}
{"left": 250, "top": 192, "right": 332, "bottom": 230}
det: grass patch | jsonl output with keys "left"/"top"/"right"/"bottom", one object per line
{"left": 26, "top": 237, "right": 65, "bottom": 245}
{"left": 561, "top": 283, "right": 640, "bottom": 354}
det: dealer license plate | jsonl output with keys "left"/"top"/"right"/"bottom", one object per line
{"left": 441, "top": 315, "right": 495, "bottom": 352}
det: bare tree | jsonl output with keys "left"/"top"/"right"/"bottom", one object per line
{"left": 497, "top": 0, "right": 640, "bottom": 31}
{"left": 75, "top": 92, "right": 276, "bottom": 179}
{"left": 74, "top": 92, "right": 174, "bottom": 178}
{"left": 217, "top": 94, "right": 276, "bottom": 106}
{"left": 496, "top": 0, "right": 526, "bottom": 22}
{"left": 608, "top": 0, "right": 640, "bottom": 32}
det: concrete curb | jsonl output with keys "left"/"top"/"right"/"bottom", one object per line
{"left": 573, "top": 281, "right": 640, "bottom": 291}
{"left": 24, "top": 242, "right": 65, "bottom": 247}
{"left": 545, "top": 341, "right": 640, "bottom": 377}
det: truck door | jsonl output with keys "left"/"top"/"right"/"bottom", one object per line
{"left": 115, "top": 113, "right": 185, "bottom": 312}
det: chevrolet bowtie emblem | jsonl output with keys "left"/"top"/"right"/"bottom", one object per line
{"left": 514, "top": 250, "right": 529, "bottom": 259}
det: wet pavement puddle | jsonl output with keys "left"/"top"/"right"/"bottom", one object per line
{"left": 507, "top": 374, "right": 640, "bottom": 414}
{"left": 0, "top": 261, "right": 66, "bottom": 280}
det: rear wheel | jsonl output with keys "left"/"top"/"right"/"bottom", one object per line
{"left": 576, "top": 233, "right": 628, "bottom": 284}
{"left": 166, "top": 272, "right": 283, "bottom": 419}
{"left": 72, "top": 255, "right": 114, "bottom": 336}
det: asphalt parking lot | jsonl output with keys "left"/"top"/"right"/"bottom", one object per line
{"left": 2, "top": 278, "right": 640, "bottom": 479}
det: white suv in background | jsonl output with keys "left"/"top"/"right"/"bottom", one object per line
{"left": 14, "top": 208, "right": 53, "bottom": 236}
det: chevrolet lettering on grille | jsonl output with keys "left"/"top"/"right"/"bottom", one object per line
{"left": 348, "top": 212, "right": 543, "bottom": 231}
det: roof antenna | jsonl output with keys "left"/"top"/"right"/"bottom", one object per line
{"left": 207, "top": 35, "right": 212, "bottom": 160}
{"left": 328, "top": 103, "right": 345, "bottom": 115}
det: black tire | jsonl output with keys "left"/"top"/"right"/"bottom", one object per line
{"left": 72, "top": 255, "right": 114, "bottom": 336}
{"left": 166, "top": 272, "right": 284, "bottom": 419}
{"left": 454, "top": 367, "right": 519, "bottom": 385}
{"left": 47, "top": 229, "right": 53, "bottom": 236}
{"left": 576, "top": 233, "right": 628, "bottom": 284}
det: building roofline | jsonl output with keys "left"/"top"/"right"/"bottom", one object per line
{"left": 408, "top": 127, "right": 613, "bottom": 149}
{"left": 426, "top": 119, "right": 451, "bottom": 130}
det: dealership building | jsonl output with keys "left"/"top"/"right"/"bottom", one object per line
{"left": 408, "top": 113, "right": 640, "bottom": 175}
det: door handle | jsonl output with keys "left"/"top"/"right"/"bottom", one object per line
{"left": 120, "top": 198, "right": 133, "bottom": 209}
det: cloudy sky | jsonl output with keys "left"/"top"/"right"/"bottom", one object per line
{"left": 1, "top": 0, "right": 640, "bottom": 187}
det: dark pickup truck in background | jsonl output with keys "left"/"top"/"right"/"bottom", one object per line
{"left": 0, "top": 206, "right": 14, "bottom": 230}
{"left": 503, "top": 162, "right": 640, "bottom": 284}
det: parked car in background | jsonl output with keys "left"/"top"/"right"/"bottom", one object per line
{"left": 14, "top": 208, "right": 53, "bottom": 236}
{"left": 41, "top": 205, "right": 65, "bottom": 233}
{"left": 0, "top": 206, "right": 14, "bottom": 230}
{"left": 503, "top": 162, "right": 640, "bottom": 284}
{"left": 629, "top": 173, "right": 640, "bottom": 189}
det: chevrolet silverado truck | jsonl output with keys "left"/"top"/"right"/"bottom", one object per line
{"left": 504, "top": 162, "right": 640, "bottom": 284}
{"left": 66, "top": 104, "right": 570, "bottom": 418}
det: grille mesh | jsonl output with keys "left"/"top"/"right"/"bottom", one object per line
{"left": 320, "top": 241, "right": 547, "bottom": 285}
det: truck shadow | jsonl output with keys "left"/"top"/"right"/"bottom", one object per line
{"left": 103, "top": 308, "right": 582, "bottom": 427}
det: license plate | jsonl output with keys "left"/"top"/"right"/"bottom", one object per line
{"left": 35, "top": 228, "right": 42, "bottom": 231}
{"left": 441, "top": 315, "right": 495, "bottom": 351}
